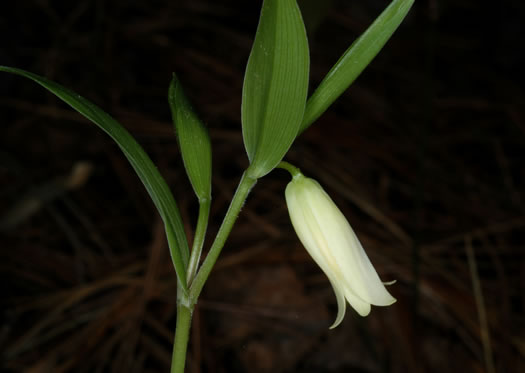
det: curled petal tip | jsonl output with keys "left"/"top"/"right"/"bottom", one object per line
{"left": 329, "top": 320, "right": 342, "bottom": 330}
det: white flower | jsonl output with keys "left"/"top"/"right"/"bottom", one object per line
{"left": 285, "top": 174, "right": 396, "bottom": 328}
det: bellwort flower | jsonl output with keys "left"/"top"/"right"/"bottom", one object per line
{"left": 285, "top": 173, "right": 396, "bottom": 328}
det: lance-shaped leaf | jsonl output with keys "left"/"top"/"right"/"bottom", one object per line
{"left": 242, "top": 0, "right": 309, "bottom": 179}
{"left": 0, "top": 66, "right": 191, "bottom": 292}
{"left": 168, "top": 75, "right": 212, "bottom": 202}
{"left": 300, "top": 0, "right": 414, "bottom": 132}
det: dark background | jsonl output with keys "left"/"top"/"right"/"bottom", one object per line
{"left": 1, "top": 0, "right": 523, "bottom": 372}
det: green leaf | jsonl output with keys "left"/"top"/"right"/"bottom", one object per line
{"left": 169, "top": 74, "right": 212, "bottom": 202}
{"left": 0, "top": 66, "right": 190, "bottom": 292}
{"left": 242, "top": 0, "right": 310, "bottom": 179}
{"left": 300, "top": 0, "right": 415, "bottom": 132}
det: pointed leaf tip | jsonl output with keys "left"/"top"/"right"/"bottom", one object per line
{"left": 242, "top": 0, "right": 310, "bottom": 178}
{"left": 300, "top": 0, "right": 415, "bottom": 132}
{"left": 168, "top": 75, "right": 212, "bottom": 201}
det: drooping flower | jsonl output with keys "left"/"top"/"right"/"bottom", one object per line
{"left": 285, "top": 173, "right": 396, "bottom": 328}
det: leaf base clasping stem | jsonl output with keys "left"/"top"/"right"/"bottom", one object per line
{"left": 170, "top": 171, "right": 257, "bottom": 373}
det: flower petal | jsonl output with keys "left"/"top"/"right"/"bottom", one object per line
{"left": 302, "top": 180, "right": 396, "bottom": 306}
{"left": 326, "top": 276, "right": 347, "bottom": 329}
{"left": 343, "top": 287, "right": 371, "bottom": 316}
{"left": 285, "top": 174, "right": 396, "bottom": 325}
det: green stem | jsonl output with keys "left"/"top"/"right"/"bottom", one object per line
{"left": 171, "top": 299, "right": 193, "bottom": 373}
{"left": 189, "top": 171, "right": 257, "bottom": 301}
{"left": 170, "top": 172, "right": 256, "bottom": 372}
{"left": 169, "top": 199, "right": 210, "bottom": 373}
{"left": 186, "top": 198, "right": 211, "bottom": 285}
{"left": 276, "top": 161, "right": 302, "bottom": 178}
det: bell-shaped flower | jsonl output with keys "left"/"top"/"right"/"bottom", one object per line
{"left": 285, "top": 173, "right": 396, "bottom": 328}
